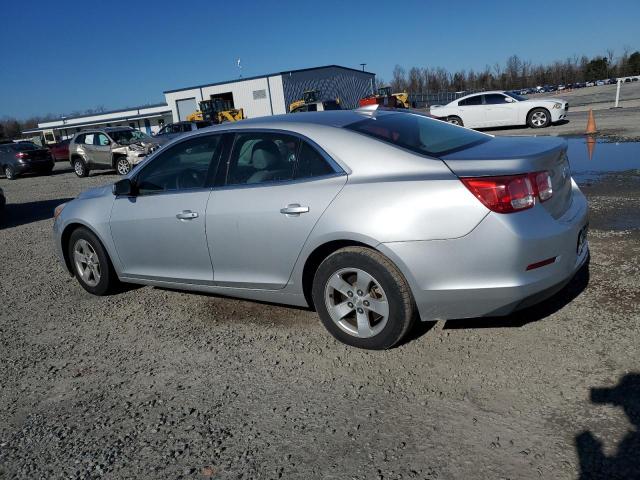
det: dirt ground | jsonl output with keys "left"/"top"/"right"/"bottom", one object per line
{"left": 0, "top": 162, "right": 639, "bottom": 480}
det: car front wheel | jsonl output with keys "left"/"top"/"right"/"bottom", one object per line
{"left": 312, "top": 247, "right": 416, "bottom": 350}
{"left": 73, "top": 158, "right": 89, "bottom": 177}
{"left": 447, "top": 116, "right": 463, "bottom": 126}
{"left": 527, "top": 108, "right": 551, "bottom": 128}
{"left": 115, "top": 157, "right": 131, "bottom": 175}
{"left": 68, "top": 227, "right": 118, "bottom": 295}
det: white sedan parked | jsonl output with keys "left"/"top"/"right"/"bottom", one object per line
{"left": 430, "top": 91, "right": 569, "bottom": 129}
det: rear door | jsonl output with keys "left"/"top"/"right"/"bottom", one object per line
{"left": 110, "top": 134, "right": 223, "bottom": 282}
{"left": 457, "top": 94, "right": 485, "bottom": 127}
{"left": 206, "top": 131, "right": 346, "bottom": 289}
{"left": 79, "top": 133, "right": 97, "bottom": 166}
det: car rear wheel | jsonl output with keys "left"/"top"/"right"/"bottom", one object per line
{"left": 527, "top": 108, "right": 551, "bottom": 128}
{"left": 73, "top": 158, "right": 89, "bottom": 177}
{"left": 312, "top": 247, "right": 416, "bottom": 350}
{"left": 115, "top": 157, "right": 131, "bottom": 175}
{"left": 68, "top": 227, "right": 118, "bottom": 295}
{"left": 4, "top": 165, "right": 16, "bottom": 180}
{"left": 447, "top": 116, "right": 463, "bottom": 126}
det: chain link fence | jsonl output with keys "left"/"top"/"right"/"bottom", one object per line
{"left": 408, "top": 90, "right": 482, "bottom": 109}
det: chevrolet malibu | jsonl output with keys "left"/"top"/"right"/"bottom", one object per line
{"left": 53, "top": 110, "right": 588, "bottom": 349}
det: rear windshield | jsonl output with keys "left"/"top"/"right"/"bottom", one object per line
{"left": 14, "top": 142, "right": 40, "bottom": 151}
{"left": 345, "top": 112, "right": 489, "bottom": 156}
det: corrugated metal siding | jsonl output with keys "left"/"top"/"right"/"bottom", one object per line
{"left": 281, "top": 66, "right": 374, "bottom": 111}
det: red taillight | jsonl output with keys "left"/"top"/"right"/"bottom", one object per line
{"left": 461, "top": 171, "right": 553, "bottom": 214}
{"left": 531, "top": 171, "right": 553, "bottom": 202}
{"left": 15, "top": 152, "right": 28, "bottom": 159}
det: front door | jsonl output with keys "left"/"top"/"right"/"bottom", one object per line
{"left": 109, "top": 134, "right": 223, "bottom": 283}
{"left": 206, "top": 131, "right": 347, "bottom": 289}
{"left": 93, "top": 132, "right": 113, "bottom": 167}
{"left": 483, "top": 93, "right": 518, "bottom": 127}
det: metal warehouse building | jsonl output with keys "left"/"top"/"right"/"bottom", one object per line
{"left": 165, "top": 65, "right": 375, "bottom": 121}
{"left": 23, "top": 65, "right": 375, "bottom": 141}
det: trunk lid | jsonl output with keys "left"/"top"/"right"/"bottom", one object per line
{"left": 440, "top": 136, "right": 572, "bottom": 219}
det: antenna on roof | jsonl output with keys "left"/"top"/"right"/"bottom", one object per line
{"left": 237, "top": 58, "right": 242, "bottom": 78}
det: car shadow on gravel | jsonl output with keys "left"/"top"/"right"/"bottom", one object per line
{"left": 0, "top": 197, "right": 72, "bottom": 229}
{"left": 442, "top": 257, "right": 590, "bottom": 330}
{"left": 575, "top": 373, "right": 640, "bottom": 479}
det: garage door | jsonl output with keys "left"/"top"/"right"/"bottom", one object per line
{"left": 176, "top": 98, "right": 198, "bottom": 121}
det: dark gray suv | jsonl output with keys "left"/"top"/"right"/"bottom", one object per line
{"left": 69, "top": 127, "right": 162, "bottom": 177}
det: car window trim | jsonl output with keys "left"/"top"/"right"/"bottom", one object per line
{"left": 220, "top": 128, "right": 345, "bottom": 190}
{"left": 130, "top": 132, "right": 226, "bottom": 197}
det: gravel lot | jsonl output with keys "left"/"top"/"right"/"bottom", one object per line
{"left": 1, "top": 162, "right": 639, "bottom": 479}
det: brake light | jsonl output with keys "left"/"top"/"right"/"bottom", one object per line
{"left": 532, "top": 171, "right": 553, "bottom": 201}
{"left": 15, "top": 152, "right": 28, "bottom": 159}
{"left": 461, "top": 171, "right": 553, "bottom": 214}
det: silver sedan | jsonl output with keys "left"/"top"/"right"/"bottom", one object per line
{"left": 53, "top": 109, "right": 589, "bottom": 349}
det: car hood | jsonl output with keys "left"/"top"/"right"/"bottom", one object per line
{"left": 76, "top": 184, "right": 112, "bottom": 200}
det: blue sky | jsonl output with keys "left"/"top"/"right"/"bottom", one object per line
{"left": 1, "top": 0, "right": 638, "bottom": 119}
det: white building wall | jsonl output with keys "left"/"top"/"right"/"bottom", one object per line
{"left": 164, "top": 76, "right": 288, "bottom": 122}
{"left": 200, "top": 77, "right": 274, "bottom": 119}
{"left": 165, "top": 88, "right": 204, "bottom": 122}
{"left": 268, "top": 75, "right": 287, "bottom": 114}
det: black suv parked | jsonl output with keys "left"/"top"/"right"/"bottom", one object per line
{"left": 0, "top": 142, "right": 54, "bottom": 180}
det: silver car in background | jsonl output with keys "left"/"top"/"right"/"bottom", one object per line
{"left": 68, "top": 127, "right": 163, "bottom": 177}
{"left": 53, "top": 109, "right": 588, "bottom": 349}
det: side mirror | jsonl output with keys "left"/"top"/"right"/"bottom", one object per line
{"left": 505, "top": 97, "right": 515, "bottom": 103}
{"left": 113, "top": 178, "right": 135, "bottom": 196}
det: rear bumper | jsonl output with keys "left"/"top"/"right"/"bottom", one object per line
{"left": 380, "top": 181, "right": 588, "bottom": 321}
{"left": 14, "top": 160, "right": 54, "bottom": 174}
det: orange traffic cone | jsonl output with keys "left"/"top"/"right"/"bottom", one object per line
{"left": 586, "top": 109, "right": 597, "bottom": 134}
{"left": 586, "top": 136, "right": 596, "bottom": 161}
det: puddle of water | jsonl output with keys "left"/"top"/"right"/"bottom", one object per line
{"left": 566, "top": 138, "right": 640, "bottom": 182}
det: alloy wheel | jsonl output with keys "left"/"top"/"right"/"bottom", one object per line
{"left": 531, "top": 111, "right": 548, "bottom": 127}
{"left": 74, "top": 160, "right": 85, "bottom": 176}
{"left": 116, "top": 158, "right": 131, "bottom": 175}
{"left": 324, "top": 267, "right": 390, "bottom": 338}
{"left": 73, "top": 239, "right": 101, "bottom": 287}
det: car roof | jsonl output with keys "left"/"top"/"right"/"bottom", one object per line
{"left": 204, "top": 110, "right": 376, "bottom": 130}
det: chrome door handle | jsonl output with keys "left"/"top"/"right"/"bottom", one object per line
{"left": 176, "top": 210, "right": 199, "bottom": 220}
{"left": 280, "top": 204, "right": 309, "bottom": 216}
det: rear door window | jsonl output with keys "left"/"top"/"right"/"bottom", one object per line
{"left": 458, "top": 95, "right": 482, "bottom": 106}
{"left": 295, "top": 141, "right": 334, "bottom": 179}
{"left": 226, "top": 132, "right": 299, "bottom": 186}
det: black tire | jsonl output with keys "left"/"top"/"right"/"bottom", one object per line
{"left": 447, "top": 116, "right": 463, "bottom": 126}
{"left": 73, "top": 158, "right": 89, "bottom": 177}
{"left": 312, "top": 246, "right": 416, "bottom": 350}
{"left": 43, "top": 166, "right": 54, "bottom": 176}
{"left": 67, "top": 227, "right": 119, "bottom": 296}
{"left": 115, "top": 156, "right": 131, "bottom": 175}
{"left": 527, "top": 108, "right": 551, "bottom": 128}
{"left": 4, "top": 165, "right": 16, "bottom": 180}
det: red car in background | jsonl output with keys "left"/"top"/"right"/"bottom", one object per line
{"left": 48, "top": 139, "right": 70, "bottom": 161}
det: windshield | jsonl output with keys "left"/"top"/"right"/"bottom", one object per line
{"left": 109, "top": 129, "right": 151, "bottom": 145}
{"left": 345, "top": 111, "right": 489, "bottom": 156}
{"left": 505, "top": 91, "right": 528, "bottom": 101}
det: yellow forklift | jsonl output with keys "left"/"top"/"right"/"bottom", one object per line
{"left": 187, "top": 98, "right": 245, "bottom": 124}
